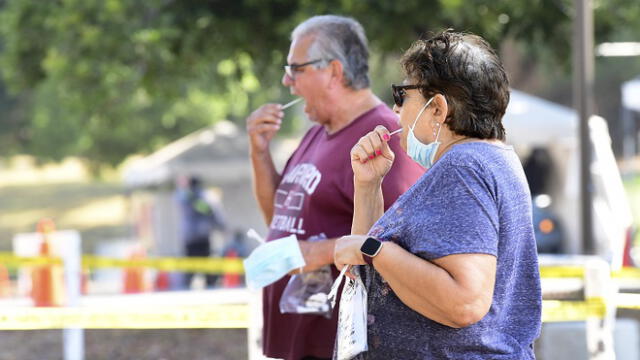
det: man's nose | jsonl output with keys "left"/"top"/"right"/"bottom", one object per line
{"left": 282, "top": 72, "right": 293, "bottom": 87}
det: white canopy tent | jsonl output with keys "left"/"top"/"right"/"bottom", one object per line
{"left": 621, "top": 77, "right": 640, "bottom": 158}
{"left": 622, "top": 77, "right": 640, "bottom": 112}
{"left": 122, "top": 121, "right": 251, "bottom": 189}
{"left": 502, "top": 89, "right": 632, "bottom": 265}
{"left": 503, "top": 89, "right": 577, "bottom": 148}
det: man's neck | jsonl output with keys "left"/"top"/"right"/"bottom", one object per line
{"left": 324, "top": 89, "right": 381, "bottom": 134}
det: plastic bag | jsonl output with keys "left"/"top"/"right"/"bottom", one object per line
{"left": 279, "top": 265, "right": 333, "bottom": 317}
{"left": 279, "top": 233, "right": 333, "bottom": 317}
{"left": 333, "top": 266, "right": 368, "bottom": 360}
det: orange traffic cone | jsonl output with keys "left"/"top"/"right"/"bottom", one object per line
{"left": 31, "top": 218, "right": 64, "bottom": 307}
{"left": 81, "top": 268, "right": 90, "bottom": 295}
{"left": 223, "top": 249, "right": 241, "bottom": 288}
{"left": 123, "top": 246, "right": 146, "bottom": 293}
{"left": 0, "top": 264, "right": 11, "bottom": 297}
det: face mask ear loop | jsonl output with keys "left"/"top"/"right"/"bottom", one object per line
{"left": 434, "top": 121, "right": 442, "bottom": 142}
{"left": 409, "top": 96, "right": 435, "bottom": 131}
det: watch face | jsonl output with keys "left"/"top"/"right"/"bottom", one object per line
{"left": 361, "top": 237, "right": 382, "bottom": 256}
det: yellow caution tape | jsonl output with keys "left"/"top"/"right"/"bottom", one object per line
{"left": 539, "top": 266, "right": 640, "bottom": 279}
{"left": 539, "top": 266, "right": 585, "bottom": 278}
{"left": 82, "top": 255, "right": 244, "bottom": 274}
{"left": 0, "top": 299, "right": 612, "bottom": 329}
{"left": 0, "top": 252, "right": 244, "bottom": 274}
{"left": 0, "top": 293, "right": 632, "bottom": 329}
{"left": 0, "top": 304, "right": 249, "bottom": 330}
{"left": 5, "top": 252, "right": 640, "bottom": 279}
{"left": 542, "top": 297, "right": 607, "bottom": 322}
{"left": 612, "top": 267, "right": 640, "bottom": 279}
{"left": 0, "top": 253, "right": 62, "bottom": 267}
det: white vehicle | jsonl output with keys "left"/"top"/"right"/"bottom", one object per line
{"left": 503, "top": 90, "right": 635, "bottom": 270}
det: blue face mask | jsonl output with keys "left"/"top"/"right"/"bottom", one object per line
{"left": 243, "top": 234, "right": 306, "bottom": 290}
{"left": 407, "top": 96, "right": 441, "bottom": 169}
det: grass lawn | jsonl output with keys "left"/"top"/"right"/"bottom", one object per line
{"left": 0, "top": 181, "right": 131, "bottom": 254}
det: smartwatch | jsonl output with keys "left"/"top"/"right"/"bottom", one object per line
{"left": 360, "top": 237, "right": 383, "bottom": 265}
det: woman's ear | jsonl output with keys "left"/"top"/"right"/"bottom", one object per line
{"left": 432, "top": 94, "right": 448, "bottom": 121}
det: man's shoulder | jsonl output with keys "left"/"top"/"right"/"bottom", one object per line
{"left": 349, "top": 104, "right": 399, "bottom": 134}
{"left": 359, "top": 103, "right": 397, "bottom": 124}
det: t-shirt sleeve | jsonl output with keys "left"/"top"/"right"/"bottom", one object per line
{"left": 408, "top": 162, "right": 500, "bottom": 259}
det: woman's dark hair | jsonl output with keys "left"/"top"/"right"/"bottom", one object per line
{"left": 401, "top": 30, "right": 509, "bottom": 140}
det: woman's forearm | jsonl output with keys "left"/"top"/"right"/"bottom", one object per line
{"left": 351, "top": 181, "right": 384, "bottom": 235}
{"left": 373, "top": 242, "right": 495, "bottom": 328}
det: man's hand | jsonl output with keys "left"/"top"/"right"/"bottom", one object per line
{"left": 246, "top": 104, "right": 284, "bottom": 154}
{"left": 288, "top": 239, "right": 336, "bottom": 275}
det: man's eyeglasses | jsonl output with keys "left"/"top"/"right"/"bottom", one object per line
{"left": 391, "top": 84, "right": 420, "bottom": 107}
{"left": 284, "top": 59, "right": 325, "bottom": 80}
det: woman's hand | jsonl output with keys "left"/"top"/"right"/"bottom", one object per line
{"left": 350, "top": 125, "right": 395, "bottom": 186}
{"left": 334, "top": 235, "right": 368, "bottom": 277}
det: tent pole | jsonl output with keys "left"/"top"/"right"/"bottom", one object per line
{"left": 573, "top": 0, "right": 595, "bottom": 254}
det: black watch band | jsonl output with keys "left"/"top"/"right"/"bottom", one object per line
{"left": 360, "top": 237, "right": 383, "bottom": 265}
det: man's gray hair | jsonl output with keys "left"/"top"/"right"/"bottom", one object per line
{"left": 291, "top": 15, "right": 370, "bottom": 90}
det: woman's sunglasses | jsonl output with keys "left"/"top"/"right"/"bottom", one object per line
{"left": 391, "top": 84, "right": 420, "bottom": 107}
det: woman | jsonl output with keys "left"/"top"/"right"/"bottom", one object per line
{"left": 334, "top": 30, "right": 541, "bottom": 359}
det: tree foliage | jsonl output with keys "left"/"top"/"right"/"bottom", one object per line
{"left": 0, "top": 0, "right": 638, "bottom": 166}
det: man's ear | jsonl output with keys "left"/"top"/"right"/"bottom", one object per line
{"left": 432, "top": 94, "right": 449, "bottom": 122}
{"left": 328, "top": 60, "right": 344, "bottom": 88}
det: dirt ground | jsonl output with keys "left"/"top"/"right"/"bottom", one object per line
{"left": 0, "top": 329, "right": 247, "bottom": 360}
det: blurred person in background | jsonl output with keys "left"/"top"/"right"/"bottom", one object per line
{"left": 175, "top": 175, "right": 226, "bottom": 289}
{"left": 523, "top": 147, "right": 554, "bottom": 196}
{"left": 334, "top": 30, "right": 541, "bottom": 359}
{"left": 245, "top": 15, "right": 424, "bottom": 360}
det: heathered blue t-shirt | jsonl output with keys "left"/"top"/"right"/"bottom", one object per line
{"left": 358, "top": 142, "right": 541, "bottom": 359}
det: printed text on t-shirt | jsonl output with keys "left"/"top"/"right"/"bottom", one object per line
{"left": 281, "top": 163, "right": 322, "bottom": 195}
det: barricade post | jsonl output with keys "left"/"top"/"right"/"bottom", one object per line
{"left": 584, "top": 258, "right": 616, "bottom": 360}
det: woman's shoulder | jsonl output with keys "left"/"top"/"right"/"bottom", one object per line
{"left": 441, "top": 141, "right": 515, "bottom": 169}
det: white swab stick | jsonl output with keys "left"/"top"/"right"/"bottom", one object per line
{"left": 389, "top": 128, "right": 403, "bottom": 136}
{"left": 247, "top": 228, "right": 265, "bottom": 244}
{"left": 281, "top": 98, "right": 303, "bottom": 110}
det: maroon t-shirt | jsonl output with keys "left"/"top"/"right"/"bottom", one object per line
{"left": 263, "top": 104, "right": 424, "bottom": 360}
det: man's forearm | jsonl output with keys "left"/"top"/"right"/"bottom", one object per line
{"left": 299, "top": 238, "right": 337, "bottom": 272}
{"left": 250, "top": 150, "right": 281, "bottom": 225}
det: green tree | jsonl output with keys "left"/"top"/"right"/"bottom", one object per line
{"left": 1, "top": 0, "right": 638, "bottom": 167}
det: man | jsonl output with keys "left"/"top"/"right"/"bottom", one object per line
{"left": 246, "top": 15, "right": 424, "bottom": 360}
{"left": 175, "top": 175, "right": 226, "bottom": 288}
